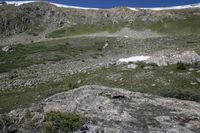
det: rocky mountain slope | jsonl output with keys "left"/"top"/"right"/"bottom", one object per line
{"left": 0, "top": 1, "right": 200, "bottom": 44}
{"left": 0, "top": 2, "right": 200, "bottom": 133}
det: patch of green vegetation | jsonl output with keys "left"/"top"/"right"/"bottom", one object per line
{"left": 0, "top": 43, "right": 67, "bottom": 73}
{"left": 0, "top": 82, "right": 66, "bottom": 113}
{"left": 68, "top": 82, "right": 79, "bottom": 90}
{"left": 151, "top": 16, "right": 200, "bottom": 34}
{"left": 176, "top": 62, "right": 187, "bottom": 70}
{"left": 131, "top": 15, "right": 200, "bottom": 34}
{"left": 0, "top": 37, "right": 109, "bottom": 73}
{"left": 160, "top": 88, "right": 200, "bottom": 102}
{"left": 42, "top": 111, "right": 85, "bottom": 133}
{"left": 47, "top": 22, "right": 128, "bottom": 38}
{"left": 1, "top": 34, "right": 200, "bottom": 73}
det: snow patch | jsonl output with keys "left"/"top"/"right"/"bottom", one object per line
{"left": 2, "top": 1, "right": 200, "bottom": 11}
{"left": 5, "top": 1, "right": 35, "bottom": 6}
{"left": 128, "top": 7, "right": 139, "bottom": 11}
{"left": 117, "top": 56, "right": 151, "bottom": 64}
{"left": 3, "top": 1, "right": 99, "bottom": 10}
{"left": 50, "top": 2, "right": 99, "bottom": 10}
{"left": 141, "top": 3, "right": 200, "bottom": 11}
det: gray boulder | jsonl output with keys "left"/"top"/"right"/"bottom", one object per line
{"left": 7, "top": 85, "right": 200, "bottom": 133}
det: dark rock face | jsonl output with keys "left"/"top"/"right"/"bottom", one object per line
{"left": 5, "top": 85, "right": 200, "bottom": 133}
{"left": 0, "top": 3, "right": 54, "bottom": 36}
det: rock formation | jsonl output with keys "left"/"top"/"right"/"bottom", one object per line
{"left": 4, "top": 85, "right": 200, "bottom": 133}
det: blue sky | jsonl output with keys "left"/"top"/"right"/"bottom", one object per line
{"left": 48, "top": 0, "right": 200, "bottom": 8}
{"left": 4, "top": 0, "right": 200, "bottom": 8}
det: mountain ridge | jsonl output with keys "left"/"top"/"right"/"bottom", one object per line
{"left": 1, "top": 1, "right": 200, "bottom": 45}
{"left": 2, "top": 1, "right": 200, "bottom": 11}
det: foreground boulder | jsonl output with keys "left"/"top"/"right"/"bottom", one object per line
{"left": 5, "top": 85, "right": 200, "bottom": 132}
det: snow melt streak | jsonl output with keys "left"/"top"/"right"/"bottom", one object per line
{"left": 118, "top": 56, "right": 151, "bottom": 63}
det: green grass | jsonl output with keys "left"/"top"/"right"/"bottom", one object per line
{"left": 0, "top": 82, "right": 68, "bottom": 113}
{"left": 47, "top": 22, "right": 127, "bottom": 38}
{"left": 47, "top": 14, "right": 200, "bottom": 38}
{"left": 150, "top": 16, "right": 200, "bottom": 34}
{"left": 131, "top": 15, "right": 200, "bottom": 34}
{"left": 0, "top": 37, "right": 109, "bottom": 73}
{"left": 0, "top": 43, "right": 67, "bottom": 73}
{"left": 0, "top": 79, "right": 79, "bottom": 113}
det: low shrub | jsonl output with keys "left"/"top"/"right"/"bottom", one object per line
{"left": 160, "top": 89, "right": 200, "bottom": 102}
{"left": 42, "top": 111, "right": 86, "bottom": 133}
{"left": 176, "top": 62, "right": 187, "bottom": 70}
{"left": 68, "top": 82, "right": 79, "bottom": 89}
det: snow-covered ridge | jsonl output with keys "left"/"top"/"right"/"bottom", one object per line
{"left": 2, "top": 1, "right": 99, "bottom": 10}
{"left": 1, "top": 1, "right": 200, "bottom": 11}
{"left": 140, "top": 3, "right": 200, "bottom": 11}
{"left": 50, "top": 2, "right": 99, "bottom": 10}
{"left": 4, "top": 1, "right": 35, "bottom": 6}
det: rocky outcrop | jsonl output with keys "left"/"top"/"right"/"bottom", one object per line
{"left": 147, "top": 51, "right": 200, "bottom": 66}
{"left": 5, "top": 85, "right": 200, "bottom": 133}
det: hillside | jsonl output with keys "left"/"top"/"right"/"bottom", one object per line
{"left": 0, "top": 1, "right": 200, "bottom": 133}
{"left": 0, "top": 2, "right": 200, "bottom": 45}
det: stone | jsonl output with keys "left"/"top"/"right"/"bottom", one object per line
{"left": 190, "top": 82, "right": 198, "bottom": 85}
{"left": 143, "top": 66, "right": 153, "bottom": 69}
{"left": 127, "top": 64, "right": 138, "bottom": 69}
{"left": 155, "top": 116, "right": 171, "bottom": 123}
{"left": 103, "top": 43, "right": 109, "bottom": 49}
{"left": 1, "top": 46, "right": 13, "bottom": 52}
{"left": 77, "top": 80, "right": 82, "bottom": 84}
{"left": 189, "top": 68, "right": 195, "bottom": 71}
{"left": 151, "top": 84, "right": 156, "bottom": 87}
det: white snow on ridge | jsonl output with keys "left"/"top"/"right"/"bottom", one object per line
{"left": 141, "top": 3, "right": 200, "bottom": 11}
{"left": 117, "top": 56, "right": 151, "bottom": 64}
{"left": 5, "top": 1, "right": 35, "bottom": 6}
{"left": 50, "top": 2, "right": 99, "bottom": 10}
{"left": 3, "top": 1, "right": 99, "bottom": 10}
{"left": 128, "top": 7, "right": 139, "bottom": 11}
{"left": 2, "top": 1, "right": 200, "bottom": 11}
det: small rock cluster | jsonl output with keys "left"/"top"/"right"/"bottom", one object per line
{"left": 147, "top": 51, "right": 200, "bottom": 66}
